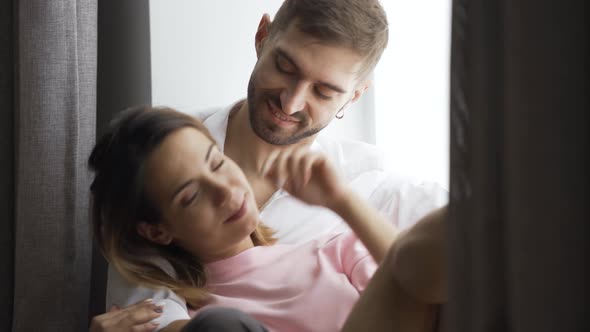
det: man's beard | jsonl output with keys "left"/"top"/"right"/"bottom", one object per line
{"left": 246, "top": 73, "right": 327, "bottom": 146}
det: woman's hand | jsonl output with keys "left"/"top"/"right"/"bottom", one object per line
{"left": 89, "top": 299, "right": 163, "bottom": 332}
{"left": 261, "top": 147, "right": 348, "bottom": 210}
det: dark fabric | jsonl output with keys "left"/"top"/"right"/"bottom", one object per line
{"left": 96, "top": 0, "right": 152, "bottom": 131}
{"left": 449, "top": 0, "right": 589, "bottom": 331}
{"left": 9, "top": 0, "right": 97, "bottom": 330}
{"left": 89, "top": 0, "right": 152, "bottom": 322}
{"left": 0, "top": 0, "right": 15, "bottom": 331}
{"left": 181, "top": 308, "right": 269, "bottom": 332}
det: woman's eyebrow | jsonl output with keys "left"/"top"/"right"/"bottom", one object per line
{"left": 205, "top": 143, "right": 215, "bottom": 161}
{"left": 170, "top": 143, "right": 216, "bottom": 201}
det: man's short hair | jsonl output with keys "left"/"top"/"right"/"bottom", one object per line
{"left": 270, "top": 0, "right": 389, "bottom": 78}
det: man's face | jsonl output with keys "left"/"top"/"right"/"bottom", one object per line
{"left": 247, "top": 21, "right": 368, "bottom": 145}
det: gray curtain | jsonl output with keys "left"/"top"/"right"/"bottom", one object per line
{"left": 448, "top": 0, "right": 589, "bottom": 331}
{"left": 2, "top": 0, "right": 97, "bottom": 331}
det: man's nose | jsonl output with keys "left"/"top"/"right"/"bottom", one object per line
{"left": 280, "top": 82, "right": 308, "bottom": 115}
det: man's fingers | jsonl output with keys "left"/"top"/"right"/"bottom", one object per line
{"left": 133, "top": 298, "right": 154, "bottom": 306}
{"left": 116, "top": 302, "right": 164, "bottom": 326}
{"left": 106, "top": 299, "right": 156, "bottom": 322}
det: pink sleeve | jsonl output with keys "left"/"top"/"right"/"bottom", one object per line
{"left": 331, "top": 232, "right": 378, "bottom": 292}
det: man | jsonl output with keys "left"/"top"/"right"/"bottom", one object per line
{"left": 96, "top": 0, "right": 447, "bottom": 331}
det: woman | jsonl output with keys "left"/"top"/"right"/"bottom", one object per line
{"left": 89, "top": 106, "right": 447, "bottom": 332}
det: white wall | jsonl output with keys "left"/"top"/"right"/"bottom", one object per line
{"left": 150, "top": 1, "right": 449, "bottom": 187}
{"left": 149, "top": 0, "right": 374, "bottom": 143}
{"left": 375, "top": 0, "right": 451, "bottom": 189}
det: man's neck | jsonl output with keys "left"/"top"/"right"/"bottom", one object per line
{"left": 224, "top": 100, "right": 313, "bottom": 178}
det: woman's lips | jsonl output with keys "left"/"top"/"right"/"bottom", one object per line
{"left": 224, "top": 197, "right": 247, "bottom": 224}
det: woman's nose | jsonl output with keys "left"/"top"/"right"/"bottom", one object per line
{"left": 280, "top": 82, "right": 308, "bottom": 115}
{"left": 207, "top": 177, "right": 234, "bottom": 207}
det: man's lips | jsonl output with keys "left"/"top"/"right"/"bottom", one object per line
{"left": 224, "top": 197, "right": 247, "bottom": 224}
{"left": 267, "top": 99, "right": 300, "bottom": 123}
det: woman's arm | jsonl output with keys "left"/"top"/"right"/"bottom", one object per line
{"left": 329, "top": 189, "right": 397, "bottom": 262}
{"left": 262, "top": 147, "right": 397, "bottom": 262}
{"left": 342, "top": 206, "right": 448, "bottom": 332}
{"left": 388, "top": 206, "right": 448, "bottom": 303}
{"left": 160, "top": 320, "right": 189, "bottom": 332}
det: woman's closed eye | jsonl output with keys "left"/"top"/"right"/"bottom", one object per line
{"left": 181, "top": 158, "right": 224, "bottom": 207}
{"left": 212, "top": 157, "right": 224, "bottom": 171}
{"left": 181, "top": 187, "right": 199, "bottom": 207}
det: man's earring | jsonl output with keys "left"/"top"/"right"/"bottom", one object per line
{"left": 335, "top": 108, "right": 345, "bottom": 119}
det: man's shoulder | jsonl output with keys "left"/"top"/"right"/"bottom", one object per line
{"left": 185, "top": 105, "right": 225, "bottom": 121}
{"left": 315, "top": 134, "right": 385, "bottom": 176}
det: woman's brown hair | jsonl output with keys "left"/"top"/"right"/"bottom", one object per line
{"left": 88, "top": 106, "right": 275, "bottom": 308}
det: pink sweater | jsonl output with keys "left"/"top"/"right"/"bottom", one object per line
{"left": 190, "top": 232, "right": 377, "bottom": 332}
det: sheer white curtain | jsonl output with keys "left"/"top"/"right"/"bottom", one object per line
{"left": 374, "top": 0, "right": 451, "bottom": 189}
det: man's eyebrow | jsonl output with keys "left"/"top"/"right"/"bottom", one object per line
{"left": 317, "top": 80, "right": 347, "bottom": 94}
{"left": 275, "top": 47, "right": 347, "bottom": 94}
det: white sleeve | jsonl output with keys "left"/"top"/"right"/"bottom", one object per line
{"left": 368, "top": 174, "right": 448, "bottom": 231}
{"left": 106, "top": 265, "right": 191, "bottom": 331}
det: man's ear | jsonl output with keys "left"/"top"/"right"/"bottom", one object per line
{"left": 137, "top": 222, "right": 173, "bottom": 245}
{"left": 350, "top": 80, "right": 372, "bottom": 104}
{"left": 255, "top": 13, "right": 272, "bottom": 57}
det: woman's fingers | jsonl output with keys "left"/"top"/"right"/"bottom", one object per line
{"left": 286, "top": 148, "right": 308, "bottom": 193}
{"left": 261, "top": 147, "right": 343, "bottom": 206}
{"left": 262, "top": 149, "right": 291, "bottom": 189}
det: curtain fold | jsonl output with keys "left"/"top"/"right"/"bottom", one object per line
{"left": 11, "top": 0, "right": 97, "bottom": 330}
{"left": 0, "top": 0, "right": 15, "bottom": 331}
{"left": 448, "top": 0, "right": 589, "bottom": 331}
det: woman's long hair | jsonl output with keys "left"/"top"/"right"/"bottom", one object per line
{"left": 89, "top": 106, "right": 276, "bottom": 308}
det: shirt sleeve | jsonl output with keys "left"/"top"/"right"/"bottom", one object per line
{"left": 106, "top": 265, "right": 190, "bottom": 331}
{"left": 324, "top": 232, "right": 378, "bottom": 292}
{"left": 368, "top": 174, "right": 448, "bottom": 231}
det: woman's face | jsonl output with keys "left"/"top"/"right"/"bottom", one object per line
{"left": 142, "top": 127, "right": 259, "bottom": 262}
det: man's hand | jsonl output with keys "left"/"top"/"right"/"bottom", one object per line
{"left": 261, "top": 147, "right": 348, "bottom": 210}
{"left": 89, "top": 299, "right": 163, "bottom": 332}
